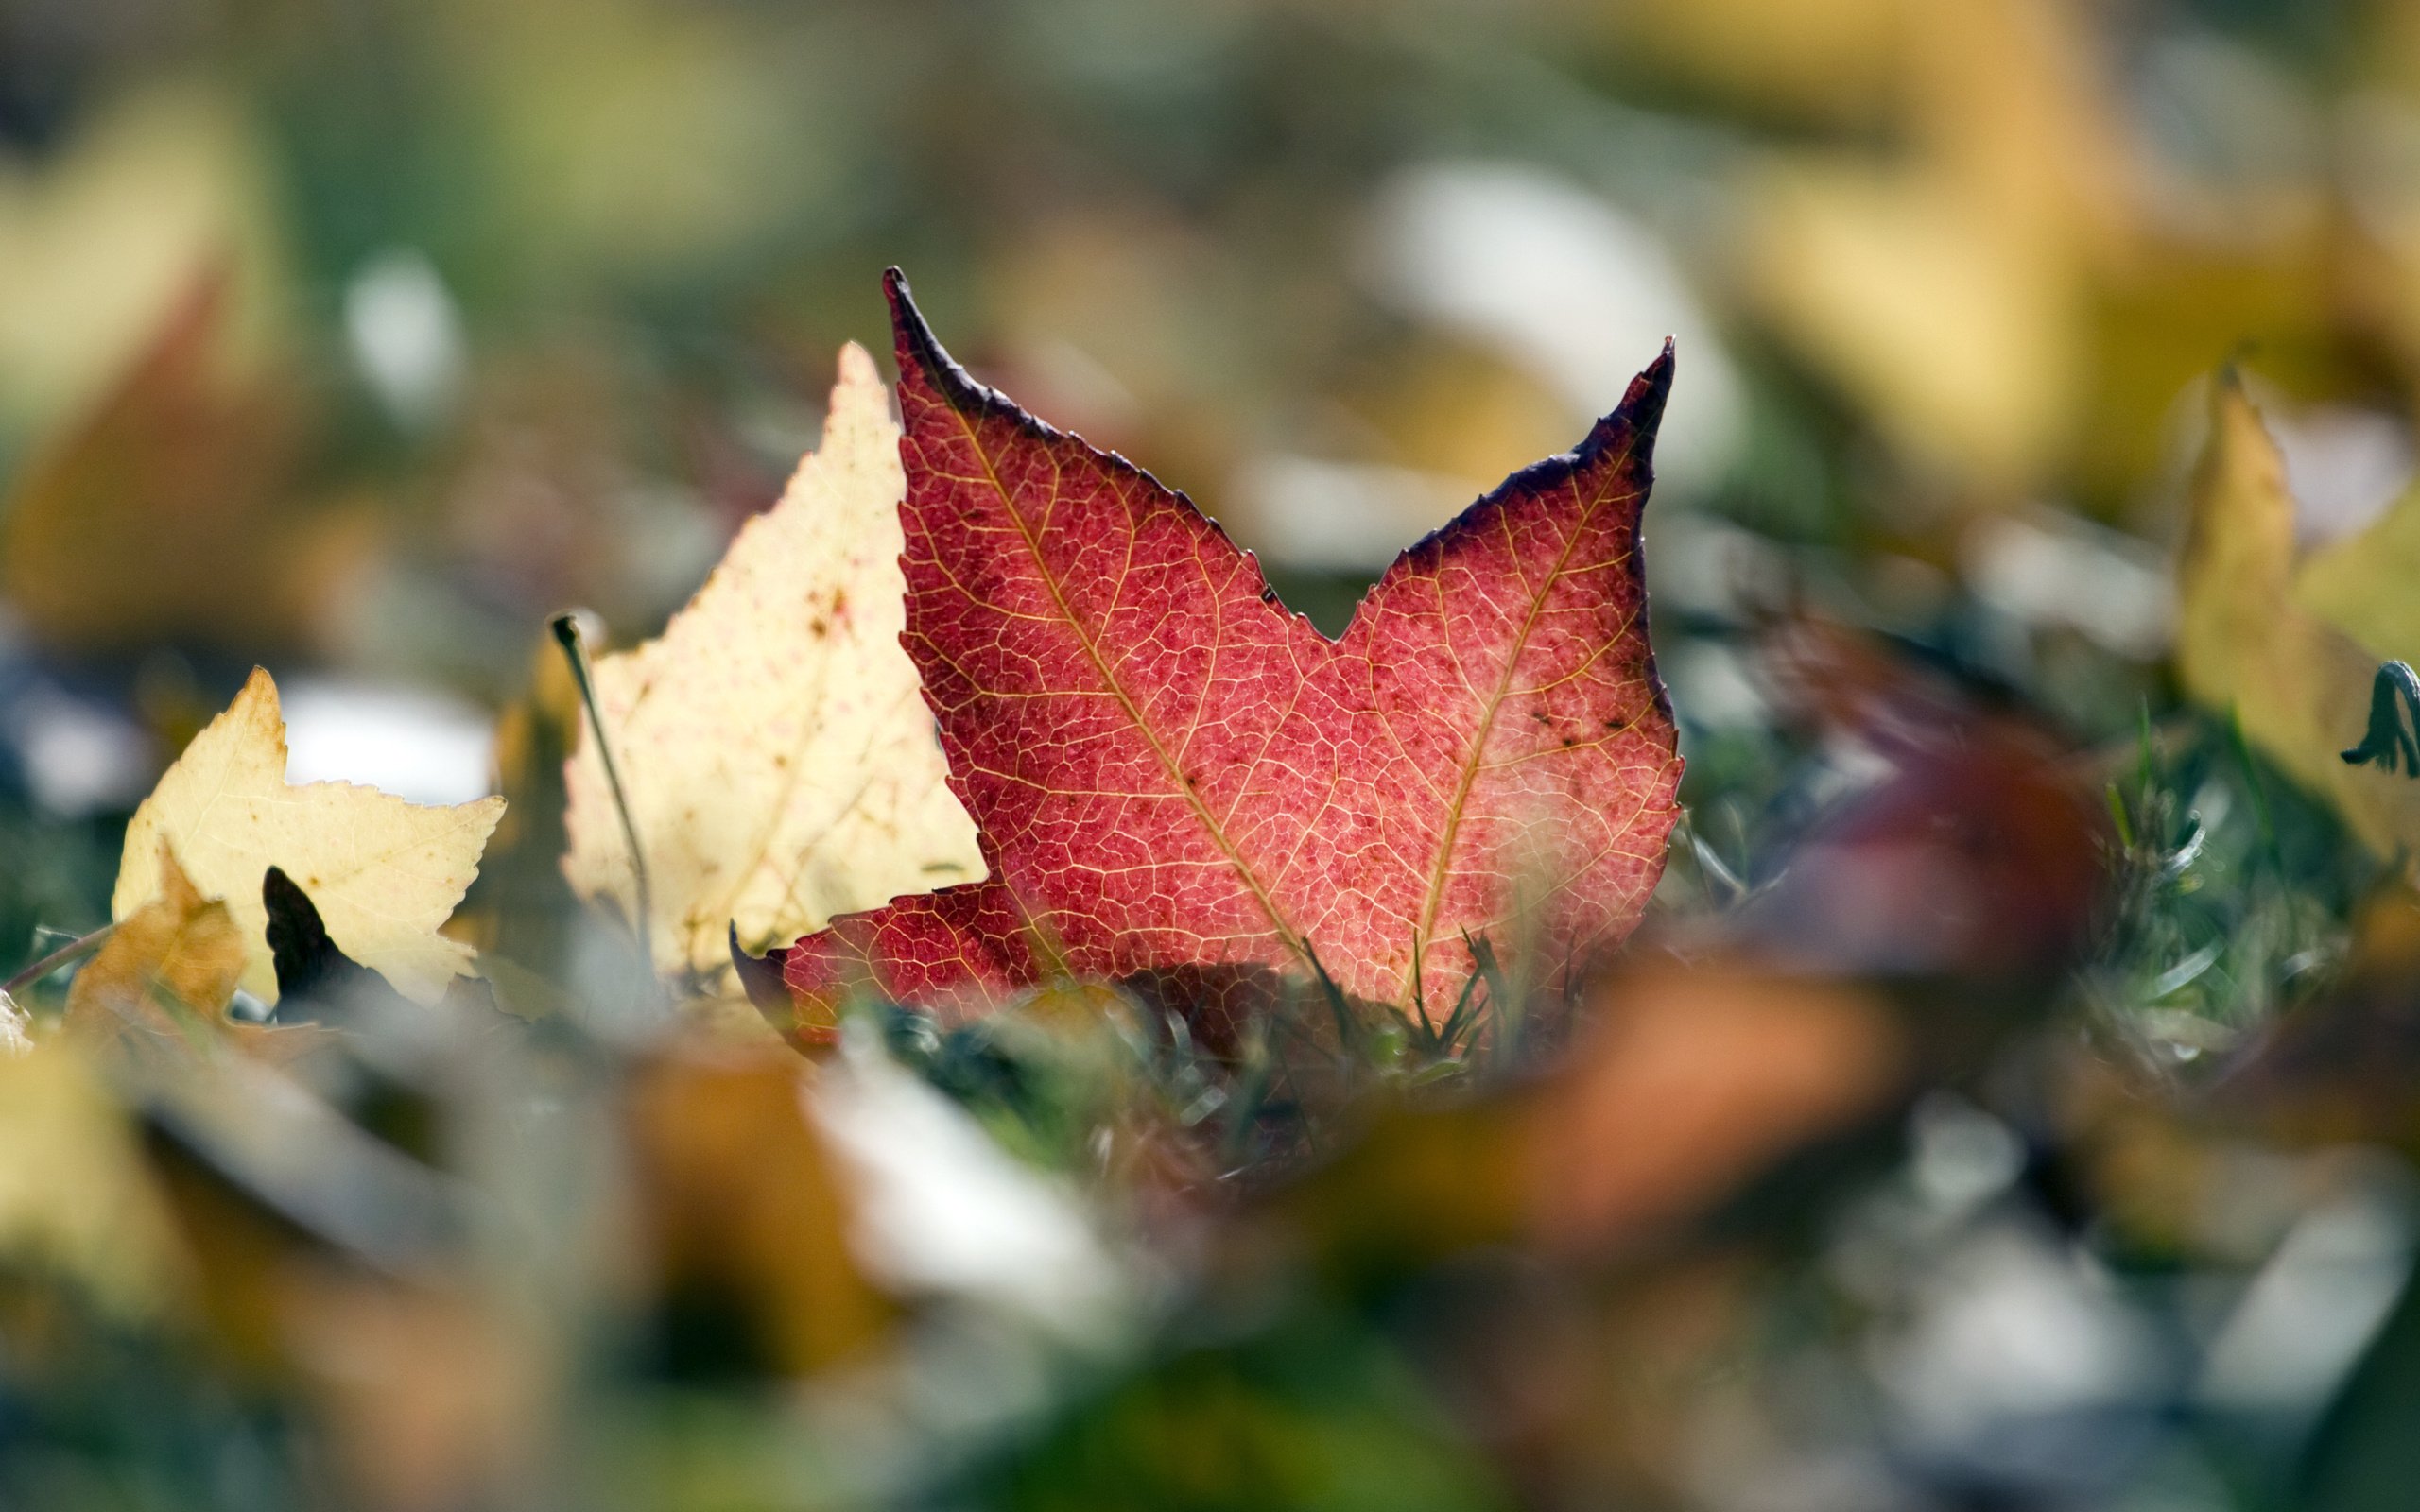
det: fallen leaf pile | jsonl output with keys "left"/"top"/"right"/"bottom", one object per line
{"left": 768, "top": 273, "right": 1683, "bottom": 1039}
{"left": 0, "top": 266, "right": 1702, "bottom": 1504}
{"left": 53, "top": 268, "right": 1685, "bottom": 1050}
{"left": 20, "top": 3, "right": 2420, "bottom": 1501}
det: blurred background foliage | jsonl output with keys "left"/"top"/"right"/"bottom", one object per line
{"left": 10, "top": 0, "right": 2420, "bottom": 1508}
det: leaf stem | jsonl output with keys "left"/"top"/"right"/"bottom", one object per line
{"left": 553, "top": 611, "right": 655, "bottom": 977}
{"left": 4, "top": 922, "right": 115, "bottom": 997}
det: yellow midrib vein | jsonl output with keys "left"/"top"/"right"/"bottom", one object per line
{"left": 1407, "top": 434, "right": 1643, "bottom": 1010}
{"left": 942, "top": 400, "right": 1304, "bottom": 958}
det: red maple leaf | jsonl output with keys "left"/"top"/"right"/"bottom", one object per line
{"left": 758, "top": 270, "right": 1683, "bottom": 1042}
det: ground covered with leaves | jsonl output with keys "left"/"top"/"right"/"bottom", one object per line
{"left": 0, "top": 264, "right": 2412, "bottom": 1512}
{"left": 13, "top": 3, "right": 2420, "bottom": 1511}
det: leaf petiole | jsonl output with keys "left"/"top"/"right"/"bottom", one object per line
{"left": 3, "top": 922, "right": 116, "bottom": 997}
{"left": 553, "top": 611, "right": 656, "bottom": 977}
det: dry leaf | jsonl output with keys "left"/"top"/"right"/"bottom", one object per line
{"left": 0, "top": 77, "right": 286, "bottom": 438}
{"left": 1524, "top": 962, "right": 1903, "bottom": 1252}
{"left": 115, "top": 669, "right": 506, "bottom": 1005}
{"left": 1749, "top": 621, "right": 2104, "bottom": 980}
{"left": 0, "top": 1043, "right": 181, "bottom": 1314}
{"left": 0, "top": 275, "right": 377, "bottom": 653}
{"left": 70, "top": 846, "right": 250, "bottom": 1068}
{"left": 1586, "top": 0, "right": 1903, "bottom": 127}
{"left": 2294, "top": 478, "right": 2420, "bottom": 665}
{"left": 277, "top": 1272, "right": 538, "bottom": 1512}
{"left": 562, "top": 343, "right": 984, "bottom": 975}
{"left": 1267, "top": 962, "right": 1902, "bottom": 1270}
{"left": 2175, "top": 377, "right": 2420, "bottom": 858}
{"left": 625, "top": 1045, "right": 894, "bottom": 1374}
{"left": 75, "top": 848, "right": 344, "bottom": 1076}
{"left": 455, "top": 624, "right": 589, "bottom": 991}
{"left": 1741, "top": 0, "right": 2127, "bottom": 490}
{"left": 1751, "top": 166, "right": 2080, "bottom": 486}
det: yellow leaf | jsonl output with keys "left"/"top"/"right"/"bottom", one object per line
{"left": 563, "top": 344, "right": 985, "bottom": 974}
{"left": 114, "top": 670, "right": 505, "bottom": 1005}
{"left": 1737, "top": 0, "right": 2128, "bottom": 492}
{"left": 2293, "top": 480, "right": 2420, "bottom": 664}
{"left": 69, "top": 846, "right": 249, "bottom": 1069}
{"left": 1585, "top": 0, "right": 1902, "bottom": 128}
{"left": 2176, "top": 378, "right": 2420, "bottom": 858}
{"left": 0, "top": 77, "right": 286, "bottom": 440}
{"left": 0, "top": 1043, "right": 180, "bottom": 1315}
{"left": 1750, "top": 164, "right": 2078, "bottom": 485}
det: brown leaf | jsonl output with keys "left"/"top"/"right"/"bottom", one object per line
{"left": 67, "top": 846, "right": 248, "bottom": 1073}
{"left": 1523, "top": 962, "right": 1905, "bottom": 1253}
{"left": 0, "top": 275, "right": 372, "bottom": 653}
{"left": 279, "top": 1271, "right": 538, "bottom": 1512}
{"left": 624, "top": 1044, "right": 893, "bottom": 1375}
{"left": 1747, "top": 622, "right": 2106, "bottom": 981}
{"left": 1267, "top": 962, "right": 1904, "bottom": 1274}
